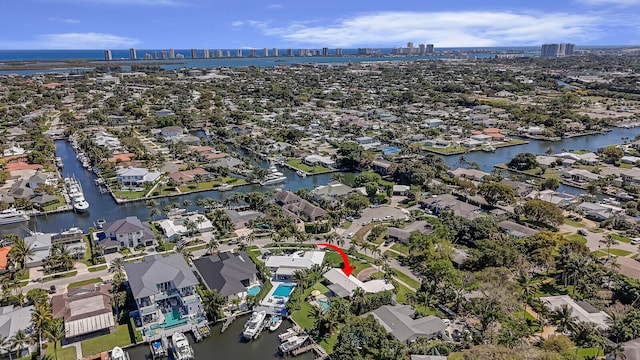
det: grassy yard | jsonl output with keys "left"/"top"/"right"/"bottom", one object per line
{"left": 610, "top": 233, "right": 632, "bottom": 243}
{"left": 318, "top": 328, "right": 340, "bottom": 354}
{"left": 43, "top": 271, "right": 77, "bottom": 282}
{"left": 44, "top": 341, "right": 77, "bottom": 360}
{"left": 89, "top": 264, "right": 108, "bottom": 272}
{"left": 591, "top": 250, "right": 608, "bottom": 258}
{"left": 81, "top": 324, "right": 135, "bottom": 357}
{"left": 608, "top": 248, "right": 632, "bottom": 256}
{"left": 383, "top": 249, "right": 402, "bottom": 260}
{"left": 67, "top": 277, "right": 102, "bottom": 289}
{"left": 324, "top": 252, "right": 371, "bottom": 276}
{"left": 563, "top": 219, "right": 585, "bottom": 227}
{"left": 42, "top": 195, "right": 66, "bottom": 211}
{"left": 290, "top": 284, "right": 321, "bottom": 330}
{"left": 589, "top": 228, "right": 605, "bottom": 233}
{"left": 392, "top": 269, "right": 421, "bottom": 289}
{"left": 535, "top": 278, "right": 571, "bottom": 297}
{"left": 177, "top": 178, "right": 246, "bottom": 192}
{"left": 340, "top": 221, "right": 352, "bottom": 229}
{"left": 423, "top": 145, "right": 468, "bottom": 155}
{"left": 114, "top": 190, "right": 146, "bottom": 199}
{"left": 391, "top": 243, "right": 409, "bottom": 255}
{"left": 287, "top": 159, "right": 331, "bottom": 174}
{"left": 566, "top": 234, "right": 587, "bottom": 245}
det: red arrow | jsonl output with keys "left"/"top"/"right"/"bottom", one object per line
{"left": 317, "top": 243, "right": 354, "bottom": 277}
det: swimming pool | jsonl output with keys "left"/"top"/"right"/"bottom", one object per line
{"left": 317, "top": 298, "right": 330, "bottom": 310}
{"left": 246, "top": 285, "right": 262, "bottom": 296}
{"left": 273, "top": 283, "right": 295, "bottom": 297}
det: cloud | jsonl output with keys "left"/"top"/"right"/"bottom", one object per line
{"left": 266, "top": 3, "right": 283, "bottom": 9}
{"left": 0, "top": 33, "right": 139, "bottom": 49}
{"left": 49, "top": 18, "right": 81, "bottom": 24}
{"left": 577, "top": 0, "right": 640, "bottom": 5}
{"left": 239, "top": 11, "right": 604, "bottom": 47}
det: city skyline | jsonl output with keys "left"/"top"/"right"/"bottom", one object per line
{"left": 1, "top": 0, "right": 639, "bottom": 50}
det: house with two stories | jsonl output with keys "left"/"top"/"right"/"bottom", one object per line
{"left": 275, "top": 191, "right": 328, "bottom": 221}
{"left": 116, "top": 167, "right": 162, "bottom": 187}
{"left": 192, "top": 251, "right": 259, "bottom": 302}
{"left": 100, "top": 216, "right": 155, "bottom": 250}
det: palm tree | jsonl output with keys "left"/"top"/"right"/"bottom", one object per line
{"left": 600, "top": 235, "right": 617, "bottom": 259}
{"left": 292, "top": 270, "right": 308, "bottom": 310}
{"left": 8, "top": 237, "right": 34, "bottom": 270}
{"left": 182, "top": 199, "right": 192, "bottom": 208}
{"left": 206, "top": 240, "right": 218, "bottom": 255}
{"left": 551, "top": 304, "right": 577, "bottom": 334}
{"left": 109, "top": 257, "right": 125, "bottom": 275}
{"left": 44, "top": 319, "right": 65, "bottom": 360}
{"left": 30, "top": 303, "right": 53, "bottom": 355}
{"left": 195, "top": 216, "right": 206, "bottom": 232}
{"left": 606, "top": 342, "right": 627, "bottom": 360}
{"left": 149, "top": 207, "right": 161, "bottom": 221}
{"left": 10, "top": 329, "right": 29, "bottom": 359}
{"left": 518, "top": 273, "right": 539, "bottom": 323}
{"left": 175, "top": 244, "right": 194, "bottom": 265}
{"left": 201, "top": 289, "right": 226, "bottom": 320}
{"left": 0, "top": 334, "right": 13, "bottom": 360}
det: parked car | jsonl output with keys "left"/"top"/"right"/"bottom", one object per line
{"left": 383, "top": 215, "right": 393, "bottom": 220}
{"left": 49, "top": 285, "right": 57, "bottom": 294}
{"left": 577, "top": 229, "right": 587, "bottom": 236}
{"left": 347, "top": 232, "right": 354, "bottom": 238}
{"left": 631, "top": 238, "right": 640, "bottom": 245}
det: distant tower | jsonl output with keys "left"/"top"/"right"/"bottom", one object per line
{"left": 203, "top": 49, "right": 209, "bottom": 58}
{"left": 104, "top": 50, "right": 112, "bottom": 61}
{"left": 129, "top": 48, "right": 137, "bottom": 60}
{"left": 418, "top": 44, "right": 425, "bottom": 55}
{"left": 217, "top": 49, "right": 223, "bottom": 57}
{"left": 226, "top": 50, "right": 231, "bottom": 57}
{"left": 335, "top": 48, "right": 343, "bottom": 56}
{"left": 272, "top": 48, "right": 278, "bottom": 57}
{"left": 144, "top": 53, "right": 151, "bottom": 60}
{"left": 161, "top": 51, "right": 167, "bottom": 60}
{"left": 250, "top": 48, "right": 256, "bottom": 57}
{"left": 263, "top": 48, "right": 268, "bottom": 57}
{"left": 236, "top": 49, "right": 243, "bottom": 57}
{"left": 191, "top": 49, "right": 198, "bottom": 58}
{"left": 153, "top": 51, "right": 158, "bottom": 60}
{"left": 426, "top": 44, "right": 434, "bottom": 53}
{"left": 287, "top": 49, "right": 293, "bottom": 56}
{"left": 322, "top": 47, "right": 329, "bottom": 56}
{"left": 169, "top": 48, "right": 175, "bottom": 59}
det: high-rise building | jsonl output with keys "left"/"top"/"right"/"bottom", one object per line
{"left": 541, "top": 43, "right": 575, "bottom": 58}
{"left": 169, "top": 48, "right": 175, "bottom": 59}
{"left": 144, "top": 53, "right": 151, "bottom": 60}
{"left": 153, "top": 51, "right": 158, "bottom": 60}
{"left": 191, "top": 49, "right": 198, "bottom": 58}
{"left": 426, "top": 44, "right": 434, "bottom": 53}
{"left": 263, "top": 48, "right": 268, "bottom": 57}
{"left": 203, "top": 49, "right": 210, "bottom": 58}
{"left": 272, "top": 48, "right": 278, "bottom": 57}
{"left": 418, "top": 44, "right": 426, "bottom": 55}
{"left": 104, "top": 50, "right": 112, "bottom": 61}
{"left": 236, "top": 49, "right": 243, "bottom": 57}
{"left": 129, "top": 48, "right": 137, "bottom": 60}
{"left": 357, "top": 48, "right": 372, "bottom": 55}
{"left": 226, "top": 50, "right": 231, "bottom": 57}
{"left": 250, "top": 48, "right": 256, "bottom": 57}
{"left": 336, "top": 48, "right": 343, "bottom": 56}
{"left": 322, "top": 47, "right": 329, "bottom": 56}
{"left": 161, "top": 51, "right": 167, "bottom": 60}
{"left": 217, "top": 50, "right": 223, "bottom": 58}
{"left": 287, "top": 49, "right": 293, "bottom": 56}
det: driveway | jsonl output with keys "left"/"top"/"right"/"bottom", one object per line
{"left": 340, "top": 205, "right": 408, "bottom": 238}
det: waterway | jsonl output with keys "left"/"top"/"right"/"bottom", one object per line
{"left": 127, "top": 315, "right": 314, "bottom": 360}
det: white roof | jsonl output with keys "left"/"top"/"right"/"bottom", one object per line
{"left": 541, "top": 295, "right": 610, "bottom": 329}
{"left": 323, "top": 268, "right": 394, "bottom": 296}
{"left": 65, "top": 312, "right": 115, "bottom": 338}
{"left": 265, "top": 251, "right": 325, "bottom": 270}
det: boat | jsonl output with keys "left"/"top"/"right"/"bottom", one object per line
{"left": 279, "top": 335, "right": 309, "bottom": 353}
{"left": 269, "top": 315, "right": 283, "bottom": 332}
{"left": 483, "top": 145, "right": 496, "bottom": 152}
{"left": 55, "top": 157, "right": 63, "bottom": 168}
{"left": 242, "top": 310, "right": 267, "bottom": 339}
{"left": 0, "top": 208, "right": 30, "bottom": 226}
{"left": 278, "top": 327, "right": 300, "bottom": 342}
{"left": 171, "top": 332, "right": 194, "bottom": 360}
{"left": 65, "top": 177, "right": 90, "bottom": 213}
{"left": 110, "top": 346, "right": 129, "bottom": 360}
{"left": 150, "top": 339, "right": 167, "bottom": 358}
{"left": 296, "top": 170, "right": 306, "bottom": 178}
{"left": 260, "top": 163, "right": 286, "bottom": 186}
{"left": 217, "top": 183, "right": 233, "bottom": 191}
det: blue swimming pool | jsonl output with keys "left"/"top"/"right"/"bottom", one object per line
{"left": 273, "top": 283, "right": 295, "bottom": 297}
{"left": 317, "top": 298, "right": 330, "bottom": 310}
{"left": 246, "top": 285, "right": 262, "bottom": 296}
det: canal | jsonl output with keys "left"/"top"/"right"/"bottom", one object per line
{"left": 127, "top": 315, "right": 315, "bottom": 360}
{"left": 18, "top": 126, "right": 640, "bottom": 234}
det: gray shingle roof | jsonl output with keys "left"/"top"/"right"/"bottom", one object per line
{"left": 192, "top": 251, "right": 258, "bottom": 297}
{"left": 366, "top": 305, "right": 446, "bottom": 343}
{"left": 124, "top": 254, "right": 198, "bottom": 299}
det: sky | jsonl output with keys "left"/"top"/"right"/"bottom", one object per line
{"left": 1, "top": 0, "right": 639, "bottom": 50}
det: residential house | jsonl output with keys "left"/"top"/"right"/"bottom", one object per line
{"left": 575, "top": 202, "right": 619, "bottom": 221}
{"left": 562, "top": 169, "right": 601, "bottom": 183}
{"left": 210, "top": 157, "right": 243, "bottom": 171}
{"left": 231, "top": 125, "right": 252, "bottom": 136}
{"left": 116, "top": 167, "right": 162, "bottom": 187}
{"left": 386, "top": 221, "right": 433, "bottom": 244}
{"left": 274, "top": 191, "right": 328, "bottom": 221}
{"left": 501, "top": 179, "right": 535, "bottom": 197}
{"left": 0, "top": 247, "right": 11, "bottom": 274}
{"left": 168, "top": 168, "right": 211, "bottom": 184}
{"left": 355, "top": 136, "right": 382, "bottom": 150}
{"left": 470, "top": 134, "right": 492, "bottom": 143}
{"left": 311, "top": 182, "right": 354, "bottom": 204}
{"left": 421, "top": 194, "right": 482, "bottom": 220}
{"left": 498, "top": 220, "right": 539, "bottom": 239}
{"left": 192, "top": 251, "right": 260, "bottom": 302}
{"left": 187, "top": 146, "right": 228, "bottom": 161}
{"left": 124, "top": 254, "right": 205, "bottom": 330}
{"left": 366, "top": 304, "right": 446, "bottom": 344}
{"left": 620, "top": 338, "right": 640, "bottom": 360}
{"left": 51, "top": 284, "right": 115, "bottom": 341}
{"left": 420, "top": 119, "right": 443, "bottom": 128}
{"left": 372, "top": 160, "right": 393, "bottom": 175}
{"left": 159, "top": 126, "right": 183, "bottom": 139}
{"left": 24, "top": 232, "right": 86, "bottom": 268}
{"left": 536, "top": 155, "right": 559, "bottom": 168}
{"left": 303, "top": 154, "right": 335, "bottom": 168}
{"left": 155, "top": 109, "right": 174, "bottom": 117}
{"left": 525, "top": 190, "right": 577, "bottom": 208}
{"left": 577, "top": 152, "right": 600, "bottom": 165}
{"left": 448, "top": 168, "right": 489, "bottom": 182}
{"left": 265, "top": 251, "right": 325, "bottom": 281}
{"left": 323, "top": 268, "right": 394, "bottom": 298}
{"left": 0, "top": 305, "right": 36, "bottom": 358}
{"left": 101, "top": 216, "right": 155, "bottom": 249}
{"left": 156, "top": 213, "right": 213, "bottom": 241}
{"left": 27, "top": 172, "right": 49, "bottom": 189}
{"left": 2, "top": 145, "right": 26, "bottom": 157}
{"left": 541, "top": 295, "right": 610, "bottom": 330}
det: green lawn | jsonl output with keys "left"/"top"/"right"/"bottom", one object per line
{"left": 563, "top": 219, "right": 585, "bottom": 227}
{"left": 177, "top": 178, "right": 246, "bottom": 193}
{"left": 43, "top": 271, "right": 77, "bottom": 282}
{"left": 576, "top": 347, "right": 600, "bottom": 358}
{"left": 89, "top": 264, "right": 108, "bottom": 272}
{"left": 290, "top": 289, "right": 317, "bottom": 330}
{"left": 323, "top": 252, "right": 371, "bottom": 276}
{"left": 286, "top": 159, "right": 330, "bottom": 174}
{"left": 610, "top": 233, "right": 632, "bottom": 243}
{"left": 340, "top": 221, "right": 352, "bottom": 229}
{"left": 589, "top": 228, "right": 605, "bottom": 233}
{"left": 67, "top": 277, "right": 102, "bottom": 289}
{"left": 42, "top": 195, "right": 66, "bottom": 211}
{"left": 391, "top": 243, "right": 409, "bottom": 255}
{"left": 44, "top": 341, "right": 77, "bottom": 360}
{"left": 393, "top": 269, "right": 421, "bottom": 289}
{"left": 591, "top": 250, "right": 609, "bottom": 258}
{"left": 318, "top": 328, "right": 340, "bottom": 354}
{"left": 114, "top": 190, "right": 146, "bottom": 199}
{"left": 608, "top": 248, "right": 632, "bottom": 256}
{"left": 81, "top": 324, "right": 134, "bottom": 357}
{"left": 383, "top": 250, "right": 402, "bottom": 259}
{"left": 423, "top": 145, "right": 467, "bottom": 154}
{"left": 566, "top": 234, "right": 587, "bottom": 245}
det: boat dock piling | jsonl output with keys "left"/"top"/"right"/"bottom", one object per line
{"left": 220, "top": 314, "right": 236, "bottom": 333}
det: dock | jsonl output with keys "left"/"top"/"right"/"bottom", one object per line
{"left": 291, "top": 343, "right": 328, "bottom": 358}
{"left": 220, "top": 314, "right": 237, "bottom": 333}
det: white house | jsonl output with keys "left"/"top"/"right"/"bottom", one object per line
{"left": 303, "top": 154, "right": 335, "bottom": 168}
{"left": 102, "top": 216, "right": 156, "bottom": 249}
{"left": 265, "top": 251, "right": 325, "bottom": 280}
{"left": 116, "top": 167, "right": 162, "bottom": 186}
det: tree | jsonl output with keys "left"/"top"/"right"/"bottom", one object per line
{"left": 344, "top": 193, "right": 370, "bottom": 214}
{"left": 206, "top": 240, "right": 218, "bottom": 255}
{"left": 44, "top": 319, "right": 65, "bottom": 360}
{"left": 335, "top": 142, "right": 364, "bottom": 169}
{"left": 10, "top": 329, "right": 29, "bottom": 359}
{"left": 109, "top": 257, "right": 125, "bottom": 275}
{"left": 508, "top": 153, "right": 539, "bottom": 171}
{"left": 8, "top": 237, "right": 34, "bottom": 270}
{"left": 478, "top": 182, "right": 515, "bottom": 206}
{"left": 30, "top": 303, "right": 53, "bottom": 355}
{"left": 462, "top": 345, "right": 523, "bottom": 360}
{"left": 601, "top": 146, "right": 624, "bottom": 163}
{"left": 522, "top": 199, "right": 564, "bottom": 227}
{"left": 551, "top": 304, "right": 577, "bottom": 334}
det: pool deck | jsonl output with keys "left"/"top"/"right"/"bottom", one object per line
{"left": 258, "top": 281, "right": 295, "bottom": 315}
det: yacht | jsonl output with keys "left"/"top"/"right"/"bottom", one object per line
{"left": 0, "top": 208, "right": 30, "bottom": 225}
{"left": 217, "top": 183, "right": 233, "bottom": 191}
{"left": 279, "top": 335, "right": 309, "bottom": 353}
{"left": 269, "top": 315, "right": 283, "bottom": 332}
{"left": 55, "top": 157, "right": 63, "bottom": 169}
{"left": 260, "top": 163, "right": 287, "bottom": 186}
{"left": 296, "top": 170, "right": 306, "bottom": 178}
{"left": 242, "top": 310, "right": 267, "bottom": 339}
{"left": 110, "top": 346, "right": 129, "bottom": 360}
{"left": 66, "top": 178, "right": 89, "bottom": 213}
{"left": 150, "top": 339, "right": 167, "bottom": 359}
{"left": 171, "top": 332, "right": 194, "bottom": 360}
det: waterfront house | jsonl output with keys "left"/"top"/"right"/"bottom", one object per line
{"left": 498, "top": 220, "right": 539, "bottom": 239}
{"left": 155, "top": 109, "right": 174, "bottom": 117}
{"left": 265, "top": 251, "right": 325, "bottom": 281}
{"left": 156, "top": 213, "right": 213, "bottom": 241}
{"left": 575, "top": 202, "right": 619, "bottom": 221}
{"left": 0, "top": 305, "right": 36, "bottom": 358}
{"left": 365, "top": 304, "right": 446, "bottom": 344}
{"left": 311, "top": 182, "right": 354, "bottom": 204}
{"left": 274, "top": 191, "right": 328, "bottom": 221}
{"left": 303, "top": 154, "right": 335, "bottom": 168}
{"left": 0, "top": 247, "right": 11, "bottom": 273}
{"left": 355, "top": 136, "right": 382, "bottom": 150}
{"left": 192, "top": 251, "right": 260, "bottom": 302}
{"left": 562, "top": 169, "right": 601, "bottom": 183}
{"left": 501, "top": 179, "right": 535, "bottom": 197}
{"left": 449, "top": 168, "right": 489, "bottom": 182}
{"left": 577, "top": 152, "right": 600, "bottom": 165}
{"left": 26, "top": 172, "right": 49, "bottom": 189}
{"left": 231, "top": 125, "right": 252, "bottom": 136}
{"left": 168, "top": 168, "right": 211, "bottom": 185}
{"left": 24, "top": 232, "right": 86, "bottom": 268}
{"left": 124, "top": 254, "right": 205, "bottom": 329}
{"left": 525, "top": 190, "right": 576, "bottom": 208}
{"left": 102, "top": 216, "right": 155, "bottom": 249}
{"left": 116, "top": 167, "right": 162, "bottom": 187}
{"left": 386, "top": 221, "right": 433, "bottom": 244}
{"left": 323, "top": 268, "right": 394, "bottom": 298}
{"left": 51, "top": 283, "right": 115, "bottom": 342}
{"left": 536, "top": 155, "right": 559, "bottom": 168}
{"left": 372, "top": 160, "right": 393, "bottom": 175}
{"left": 541, "top": 295, "right": 610, "bottom": 330}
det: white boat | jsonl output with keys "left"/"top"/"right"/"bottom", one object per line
{"left": 0, "top": 208, "right": 30, "bottom": 225}
{"left": 278, "top": 327, "right": 299, "bottom": 342}
{"left": 150, "top": 339, "right": 166, "bottom": 358}
{"left": 260, "top": 163, "right": 286, "bottom": 186}
{"left": 55, "top": 157, "right": 63, "bottom": 168}
{"left": 242, "top": 310, "right": 267, "bottom": 339}
{"left": 217, "top": 183, "right": 233, "bottom": 191}
{"left": 279, "top": 335, "right": 309, "bottom": 353}
{"left": 110, "top": 346, "right": 129, "bottom": 360}
{"left": 65, "top": 177, "right": 89, "bottom": 213}
{"left": 269, "top": 315, "right": 283, "bottom": 332}
{"left": 171, "top": 332, "right": 194, "bottom": 360}
{"left": 296, "top": 170, "right": 306, "bottom": 178}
